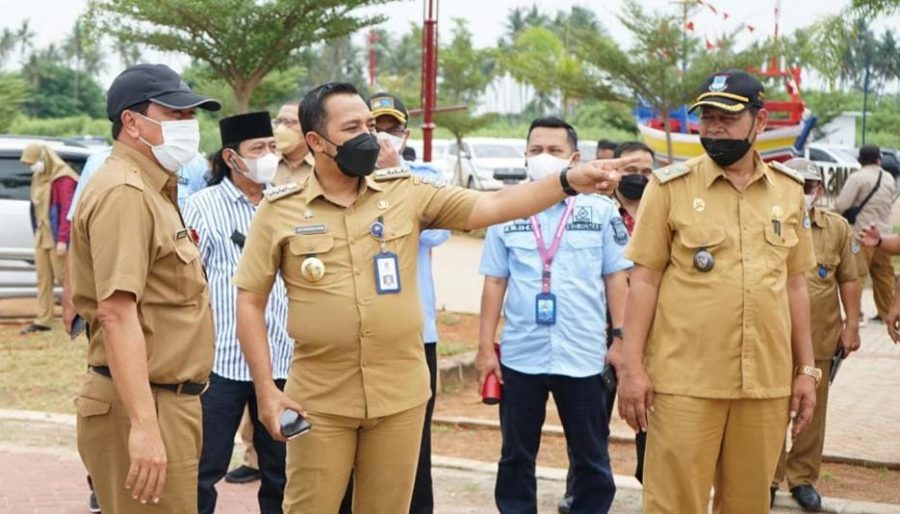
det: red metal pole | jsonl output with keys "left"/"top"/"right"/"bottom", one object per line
{"left": 422, "top": 0, "right": 438, "bottom": 162}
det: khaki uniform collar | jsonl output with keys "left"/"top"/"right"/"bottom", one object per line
{"left": 810, "top": 206, "right": 826, "bottom": 228}
{"left": 111, "top": 141, "right": 172, "bottom": 193}
{"left": 700, "top": 151, "right": 772, "bottom": 189}
{"left": 304, "top": 169, "right": 384, "bottom": 205}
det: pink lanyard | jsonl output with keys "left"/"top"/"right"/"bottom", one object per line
{"left": 529, "top": 198, "right": 576, "bottom": 294}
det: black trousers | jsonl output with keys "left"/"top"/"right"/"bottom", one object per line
{"left": 198, "top": 373, "right": 287, "bottom": 514}
{"left": 339, "top": 343, "right": 438, "bottom": 514}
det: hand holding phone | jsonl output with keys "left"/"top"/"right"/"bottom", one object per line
{"left": 279, "top": 409, "right": 311, "bottom": 440}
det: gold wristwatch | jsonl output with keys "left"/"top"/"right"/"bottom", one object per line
{"left": 796, "top": 365, "right": 822, "bottom": 386}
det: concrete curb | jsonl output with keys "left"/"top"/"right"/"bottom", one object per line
{"left": 1, "top": 409, "right": 898, "bottom": 513}
{"left": 431, "top": 456, "right": 900, "bottom": 514}
{"left": 435, "top": 355, "right": 900, "bottom": 471}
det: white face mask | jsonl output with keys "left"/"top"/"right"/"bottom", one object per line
{"left": 30, "top": 161, "right": 45, "bottom": 174}
{"left": 135, "top": 113, "right": 201, "bottom": 172}
{"left": 526, "top": 153, "right": 571, "bottom": 181}
{"left": 234, "top": 152, "right": 279, "bottom": 184}
{"left": 804, "top": 193, "right": 817, "bottom": 211}
{"left": 376, "top": 131, "right": 404, "bottom": 152}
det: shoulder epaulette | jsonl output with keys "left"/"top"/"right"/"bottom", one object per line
{"left": 123, "top": 167, "right": 145, "bottom": 191}
{"left": 372, "top": 167, "right": 410, "bottom": 181}
{"left": 769, "top": 161, "right": 804, "bottom": 184}
{"left": 652, "top": 162, "right": 692, "bottom": 184}
{"left": 263, "top": 182, "right": 303, "bottom": 202}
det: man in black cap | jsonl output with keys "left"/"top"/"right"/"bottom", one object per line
{"left": 184, "top": 112, "right": 292, "bottom": 514}
{"left": 69, "top": 63, "right": 220, "bottom": 512}
{"left": 617, "top": 69, "right": 819, "bottom": 513}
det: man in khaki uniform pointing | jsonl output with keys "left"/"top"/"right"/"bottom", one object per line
{"left": 234, "top": 82, "right": 633, "bottom": 513}
{"left": 617, "top": 70, "right": 819, "bottom": 514}
{"left": 70, "top": 64, "right": 220, "bottom": 512}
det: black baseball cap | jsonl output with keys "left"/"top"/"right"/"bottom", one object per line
{"left": 689, "top": 69, "right": 765, "bottom": 113}
{"left": 106, "top": 63, "right": 221, "bottom": 121}
{"left": 369, "top": 92, "right": 408, "bottom": 125}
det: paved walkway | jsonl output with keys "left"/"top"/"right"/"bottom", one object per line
{"left": 434, "top": 236, "right": 900, "bottom": 466}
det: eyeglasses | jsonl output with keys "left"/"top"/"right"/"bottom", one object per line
{"left": 274, "top": 118, "right": 300, "bottom": 128}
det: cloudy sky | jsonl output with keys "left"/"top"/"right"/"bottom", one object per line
{"left": 3, "top": 0, "right": 898, "bottom": 86}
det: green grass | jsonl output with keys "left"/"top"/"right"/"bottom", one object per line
{"left": 436, "top": 341, "right": 472, "bottom": 358}
{"left": 0, "top": 321, "right": 86, "bottom": 414}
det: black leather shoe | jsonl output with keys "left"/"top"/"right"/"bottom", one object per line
{"left": 791, "top": 485, "right": 822, "bottom": 511}
{"left": 20, "top": 324, "right": 51, "bottom": 334}
{"left": 770, "top": 486, "right": 778, "bottom": 508}
{"left": 88, "top": 491, "right": 101, "bottom": 513}
{"left": 557, "top": 495, "right": 572, "bottom": 514}
{"left": 224, "top": 465, "right": 260, "bottom": 484}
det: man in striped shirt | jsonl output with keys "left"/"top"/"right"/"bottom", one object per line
{"left": 184, "top": 111, "right": 292, "bottom": 514}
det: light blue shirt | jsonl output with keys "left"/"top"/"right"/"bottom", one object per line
{"left": 479, "top": 195, "right": 632, "bottom": 377}
{"left": 182, "top": 178, "right": 292, "bottom": 381}
{"left": 67, "top": 149, "right": 208, "bottom": 220}
{"left": 408, "top": 162, "right": 451, "bottom": 344}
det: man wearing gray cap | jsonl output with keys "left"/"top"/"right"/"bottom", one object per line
{"left": 69, "top": 63, "right": 220, "bottom": 512}
{"left": 772, "top": 158, "right": 863, "bottom": 511}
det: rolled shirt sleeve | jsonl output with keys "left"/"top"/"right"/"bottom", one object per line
{"left": 479, "top": 224, "right": 510, "bottom": 278}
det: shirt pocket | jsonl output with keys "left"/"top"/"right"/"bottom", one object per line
{"left": 174, "top": 238, "right": 205, "bottom": 302}
{"left": 764, "top": 222, "right": 799, "bottom": 269}
{"left": 563, "top": 230, "right": 604, "bottom": 278}
{"left": 813, "top": 254, "right": 839, "bottom": 281}
{"left": 380, "top": 219, "right": 415, "bottom": 270}
{"left": 287, "top": 234, "right": 336, "bottom": 286}
{"left": 675, "top": 225, "right": 726, "bottom": 272}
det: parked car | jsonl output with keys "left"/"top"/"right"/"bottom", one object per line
{"left": 449, "top": 138, "right": 527, "bottom": 190}
{"left": 880, "top": 148, "right": 900, "bottom": 181}
{"left": 403, "top": 138, "right": 455, "bottom": 183}
{"left": 0, "top": 136, "right": 93, "bottom": 298}
{"left": 803, "top": 144, "right": 861, "bottom": 200}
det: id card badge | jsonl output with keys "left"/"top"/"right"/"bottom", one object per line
{"left": 374, "top": 252, "right": 401, "bottom": 294}
{"left": 535, "top": 292, "right": 557, "bottom": 325}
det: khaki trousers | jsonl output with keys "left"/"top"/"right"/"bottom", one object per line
{"left": 283, "top": 402, "right": 426, "bottom": 514}
{"left": 863, "top": 246, "right": 894, "bottom": 319}
{"left": 643, "top": 394, "right": 790, "bottom": 514}
{"left": 76, "top": 371, "right": 203, "bottom": 513}
{"left": 34, "top": 246, "right": 64, "bottom": 326}
{"left": 239, "top": 407, "right": 259, "bottom": 469}
{"left": 774, "top": 360, "right": 831, "bottom": 489}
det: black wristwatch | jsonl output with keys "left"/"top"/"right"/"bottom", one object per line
{"left": 610, "top": 327, "right": 624, "bottom": 340}
{"left": 559, "top": 166, "right": 578, "bottom": 196}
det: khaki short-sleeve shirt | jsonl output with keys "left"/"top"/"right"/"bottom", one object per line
{"left": 808, "top": 208, "right": 862, "bottom": 359}
{"left": 273, "top": 153, "right": 315, "bottom": 186}
{"left": 71, "top": 142, "right": 214, "bottom": 384}
{"left": 626, "top": 153, "right": 816, "bottom": 399}
{"left": 234, "top": 169, "right": 480, "bottom": 418}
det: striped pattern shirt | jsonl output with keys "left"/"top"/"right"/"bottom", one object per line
{"left": 182, "top": 178, "right": 292, "bottom": 381}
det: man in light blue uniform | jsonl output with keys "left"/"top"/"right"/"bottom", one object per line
{"left": 184, "top": 112, "right": 292, "bottom": 514}
{"left": 476, "top": 117, "right": 630, "bottom": 514}
{"left": 67, "top": 147, "right": 207, "bottom": 220}
{"left": 370, "top": 92, "right": 451, "bottom": 514}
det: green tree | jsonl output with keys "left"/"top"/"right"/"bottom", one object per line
{"left": 575, "top": 0, "right": 769, "bottom": 161}
{"left": 0, "top": 73, "right": 27, "bottom": 131}
{"left": 87, "top": 0, "right": 392, "bottom": 112}
{"left": 852, "top": 0, "right": 900, "bottom": 12}
{"left": 21, "top": 56, "right": 106, "bottom": 119}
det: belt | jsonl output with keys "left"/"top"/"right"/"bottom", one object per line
{"left": 90, "top": 366, "right": 209, "bottom": 396}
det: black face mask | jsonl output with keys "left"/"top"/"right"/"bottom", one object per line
{"left": 321, "top": 132, "right": 380, "bottom": 178}
{"left": 618, "top": 174, "right": 649, "bottom": 201}
{"left": 700, "top": 118, "right": 757, "bottom": 168}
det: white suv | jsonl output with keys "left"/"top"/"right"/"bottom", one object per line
{"left": 450, "top": 138, "right": 527, "bottom": 190}
{"left": 0, "top": 136, "right": 93, "bottom": 298}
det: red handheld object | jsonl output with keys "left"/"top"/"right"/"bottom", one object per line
{"left": 481, "top": 343, "right": 501, "bottom": 405}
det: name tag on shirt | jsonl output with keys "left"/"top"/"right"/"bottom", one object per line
{"left": 374, "top": 252, "right": 401, "bottom": 294}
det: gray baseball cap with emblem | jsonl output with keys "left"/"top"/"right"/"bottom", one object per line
{"left": 783, "top": 158, "right": 822, "bottom": 182}
{"left": 106, "top": 63, "right": 221, "bottom": 121}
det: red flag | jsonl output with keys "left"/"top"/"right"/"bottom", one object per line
{"left": 707, "top": 4, "right": 718, "bottom": 15}
{"left": 747, "top": 24, "right": 756, "bottom": 33}
{"left": 697, "top": 0, "right": 704, "bottom": 4}
{"left": 685, "top": 21, "right": 695, "bottom": 31}
{"left": 705, "top": 36, "right": 716, "bottom": 50}
{"left": 723, "top": 12, "right": 730, "bottom": 20}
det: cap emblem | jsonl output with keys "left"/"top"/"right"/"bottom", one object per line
{"left": 709, "top": 75, "right": 728, "bottom": 93}
{"left": 372, "top": 97, "right": 395, "bottom": 109}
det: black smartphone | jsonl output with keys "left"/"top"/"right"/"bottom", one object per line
{"left": 70, "top": 314, "right": 86, "bottom": 340}
{"left": 279, "top": 409, "right": 311, "bottom": 440}
{"left": 601, "top": 365, "right": 617, "bottom": 391}
{"left": 230, "top": 230, "right": 246, "bottom": 249}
